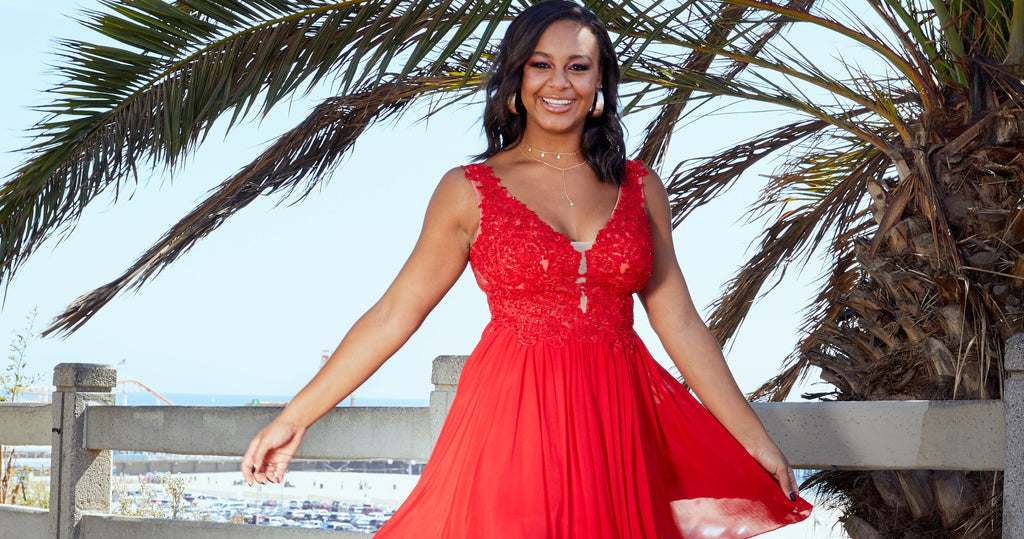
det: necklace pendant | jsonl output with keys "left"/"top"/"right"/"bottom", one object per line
{"left": 540, "top": 152, "right": 545, "bottom": 158}
{"left": 556, "top": 155, "right": 561, "bottom": 159}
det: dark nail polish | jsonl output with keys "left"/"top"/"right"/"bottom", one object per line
{"left": 789, "top": 492, "right": 796, "bottom": 502}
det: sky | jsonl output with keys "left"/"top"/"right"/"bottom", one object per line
{"left": 0, "top": 1, "right": 846, "bottom": 402}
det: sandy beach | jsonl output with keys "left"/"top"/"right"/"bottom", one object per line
{"left": 117, "top": 470, "right": 848, "bottom": 537}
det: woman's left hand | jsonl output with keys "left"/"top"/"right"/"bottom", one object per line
{"left": 747, "top": 440, "right": 799, "bottom": 501}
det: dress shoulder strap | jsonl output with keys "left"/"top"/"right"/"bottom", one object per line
{"left": 461, "top": 163, "right": 502, "bottom": 204}
{"left": 623, "top": 160, "right": 650, "bottom": 205}
{"left": 624, "top": 160, "right": 648, "bottom": 187}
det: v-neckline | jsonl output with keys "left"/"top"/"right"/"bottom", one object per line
{"left": 483, "top": 165, "right": 624, "bottom": 247}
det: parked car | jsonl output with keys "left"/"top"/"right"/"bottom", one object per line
{"left": 322, "top": 521, "right": 360, "bottom": 531}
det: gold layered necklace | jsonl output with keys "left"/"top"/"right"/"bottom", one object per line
{"left": 518, "top": 143, "right": 587, "bottom": 207}
{"left": 522, "top": 142, "right": 579, "bottom": 160}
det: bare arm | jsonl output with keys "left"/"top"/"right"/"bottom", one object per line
{"left": 637, "top": 171, "right": 798, "bottom": 499}
{"left": 242, "top": 168, "right": 478, "bottom": 485}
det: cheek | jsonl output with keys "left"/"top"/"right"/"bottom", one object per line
{"left": 575, "top": 74, "right": 601, "bottom": 93}
{"left": 519, "top": 71, "right": 544, "bottom": 93}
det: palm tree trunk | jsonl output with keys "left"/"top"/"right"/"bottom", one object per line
{"left": 802, "top": 59, "right": 1024, "bottom": 537}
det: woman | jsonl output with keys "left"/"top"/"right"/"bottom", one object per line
{"left": 242, "top": 2, "right": 812, "bottom": 536}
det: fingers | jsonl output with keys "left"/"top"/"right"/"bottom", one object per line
{"left": 240, "top": 436, "right": 261, "bottom": 486}
{"left": 249, "top": 461, "right": 284, "bottom": 485}
{"left": 765, "top": 453, "right": 799, "bottom": 502}
{"left": 241, "top": 433, "right": 274, "bottom": 486}
{"left": 749, "top": 442, "right": 802, "bottom": 503}
{"left": 264, "top": 459, "right": 289, "bottom": 483}
{"left": 773, "top": 461, "right": 799, "bottom": 502}
{"left": 241, "top": 422, "right": 304, "bottom": 487}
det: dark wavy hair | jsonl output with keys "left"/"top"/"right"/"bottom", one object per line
{"left": 475, "top": 0, "right": 626, "bottom": 185}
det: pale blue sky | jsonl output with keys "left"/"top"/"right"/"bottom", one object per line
{"left": 0, "top": 1, "right": 842, "bottom": 401}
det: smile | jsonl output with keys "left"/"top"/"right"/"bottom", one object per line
{"left": 541, "top": 97, "right": 573, "bottom": 106}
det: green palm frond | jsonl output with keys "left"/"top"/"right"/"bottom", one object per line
{"left": 722, "top": 0, "right": 939, "bottom": 110}
{"left": 41, "top": 70, "right": 478, "bottom": 336}
{"left": 632, "top": 0, "right": 820, "bottom": 167}
{"left": 23, "top": 0, "right": 816, "bottom": 333}
{"left": 633, "top": 2, "right": 753, "bottom": 167}
{"left": 639, "top": 54, "right": 895, "bottom": 150}
{"left": 875, "top": 0, "right": 956, "bottom": 81}
{"left": 1006, "top": 0, "right": 1024, "bottom": 68}
{"left": 1, "top": 0, "right": 520, "bottom": 290}
{"left": 3, "top": 0, "right": 805, "bottom": 302}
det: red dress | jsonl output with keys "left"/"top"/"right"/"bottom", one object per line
{"left": 375, "top": 161, "right": 811, "bottom": 538}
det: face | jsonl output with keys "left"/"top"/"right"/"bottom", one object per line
{"left": 518, "top": 19, "right": 603, "bottom": 138}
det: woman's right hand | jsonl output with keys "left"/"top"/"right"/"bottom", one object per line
{"left": 241, "top": 418, "right": 307, "bottom": 486}
{"left": 238, "top": 169, "right": 475, "bottom": 487}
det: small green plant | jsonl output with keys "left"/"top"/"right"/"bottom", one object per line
{"left": 112, "top": 473, "right": 199, "bottom": 520}
{"left": 0, "top": 308, "right": 38, "bottom": 403}
{"left": 1, "top": 309, "right": 43, "bottom": 507}
{"left": 0, "top": 456, "right": 49, "bottom": 507}
{"left": 113, "top": 476, "right": 160, "bottom": 517}
{"left": 13, "top": 467, "right": 48, "bottom": 508}
{"left": 162, "top": 473, "right": 191, "bottom": 519}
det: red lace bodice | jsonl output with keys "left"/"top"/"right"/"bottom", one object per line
{"left": 464, "top": 161, "right": 653, "bottom": 346}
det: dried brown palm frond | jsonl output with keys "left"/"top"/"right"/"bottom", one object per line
{"left": 662, "top": 118, "right": 829, "bottom": 225}
{"left": 703, "top": 140, "right": 890, "bottom": 347}
{"left": 748, "top": 223, "right": 868, "bottom": 402}
{"left": 650, "top": 0, "right": 1024, "bottom": 534}
{"left": 776, "top": 106, "right": 1022, "bottom": 538}
{"left": 804, "top": 468, "right": 1002, "bottom": 538}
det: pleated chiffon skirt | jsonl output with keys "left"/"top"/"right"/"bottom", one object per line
{"left": 375, "top": 326, "right": 811, "bottom": 538}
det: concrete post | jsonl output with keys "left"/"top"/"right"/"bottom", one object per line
{"left": 429, "top": 355, "right": 467, "bottom": 449}
{"left": 48, "top": 363, "right": 117, "bottom": 539}
{"left": 1005, "top": 333, "right": 1024, "bottom": 539}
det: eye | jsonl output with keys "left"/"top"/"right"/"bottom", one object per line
{"left": 568, "top": 63, "right": 591, "bottom": 72}
{"left": 528, "top": 61, "right": 552, "bottom": 69}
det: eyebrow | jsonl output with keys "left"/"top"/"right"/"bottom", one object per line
{"left": 531, "top": 51, "right": 594, "bottom": 63}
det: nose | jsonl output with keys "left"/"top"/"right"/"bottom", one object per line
{"left": 548, "top": 67, "right": 570, "bottom": 89}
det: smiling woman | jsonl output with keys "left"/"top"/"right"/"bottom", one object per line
{"left": 478, "top": 1, "right": 625, "bottom": 188}
{"left": 241, "top": 2, "right": 811, "bottom": 538}
{"left": 518, "top": 20, "right": 602, "bottom": 135}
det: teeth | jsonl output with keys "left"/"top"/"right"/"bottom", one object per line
{"left": 543, "top": 98, "right": 571, "bottom": 106}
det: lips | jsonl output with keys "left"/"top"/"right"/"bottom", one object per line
{"left": 542, "top": 97, "right": 573, "bottom": 106}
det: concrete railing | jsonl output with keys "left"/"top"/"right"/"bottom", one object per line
{"left": 1, "top": 339, "right": 1023, "bottom": 537}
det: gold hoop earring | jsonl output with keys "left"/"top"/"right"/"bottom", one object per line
{"left": 508, "top": 92, "right": 519, "bottom": 115}
{"left": 590, "top": 90, "right": 605, "bottom": 118}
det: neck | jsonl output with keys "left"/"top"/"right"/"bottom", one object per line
{"left": 520, "top": 129, "right": 583, "bottom": 154}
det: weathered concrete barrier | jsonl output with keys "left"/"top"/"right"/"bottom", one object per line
{"left": 0, "top": 334, "right": 1021, "bottom": 537}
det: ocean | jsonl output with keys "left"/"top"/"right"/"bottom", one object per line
{"left": 117, "top": 392, "right": 429, "bottom": 408}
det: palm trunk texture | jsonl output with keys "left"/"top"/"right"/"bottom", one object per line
{"left": 801, "top": 58, "right": 1024, "bottom": 538}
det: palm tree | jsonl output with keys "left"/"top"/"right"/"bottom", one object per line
{"left": 2, "top": 0, "right": 1022, "bottom": 536}
{"left": 654, "top": 1, "right": 1023, "bottom": 536}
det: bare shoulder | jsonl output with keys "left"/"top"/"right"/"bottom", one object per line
{"left": 432, "top": 166, "right": 478, "bottom": 207}
{"left": 423, "top": 166, "right": 480, "bottom": 239}
{"left": 438, "top": 165, "right": 473, "bottom": 186}
{"left": 637, "top": 164, "right": 670, "bottom": 214}
{"left": 636, "top": 162, "right": 663, "bottom": 182}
